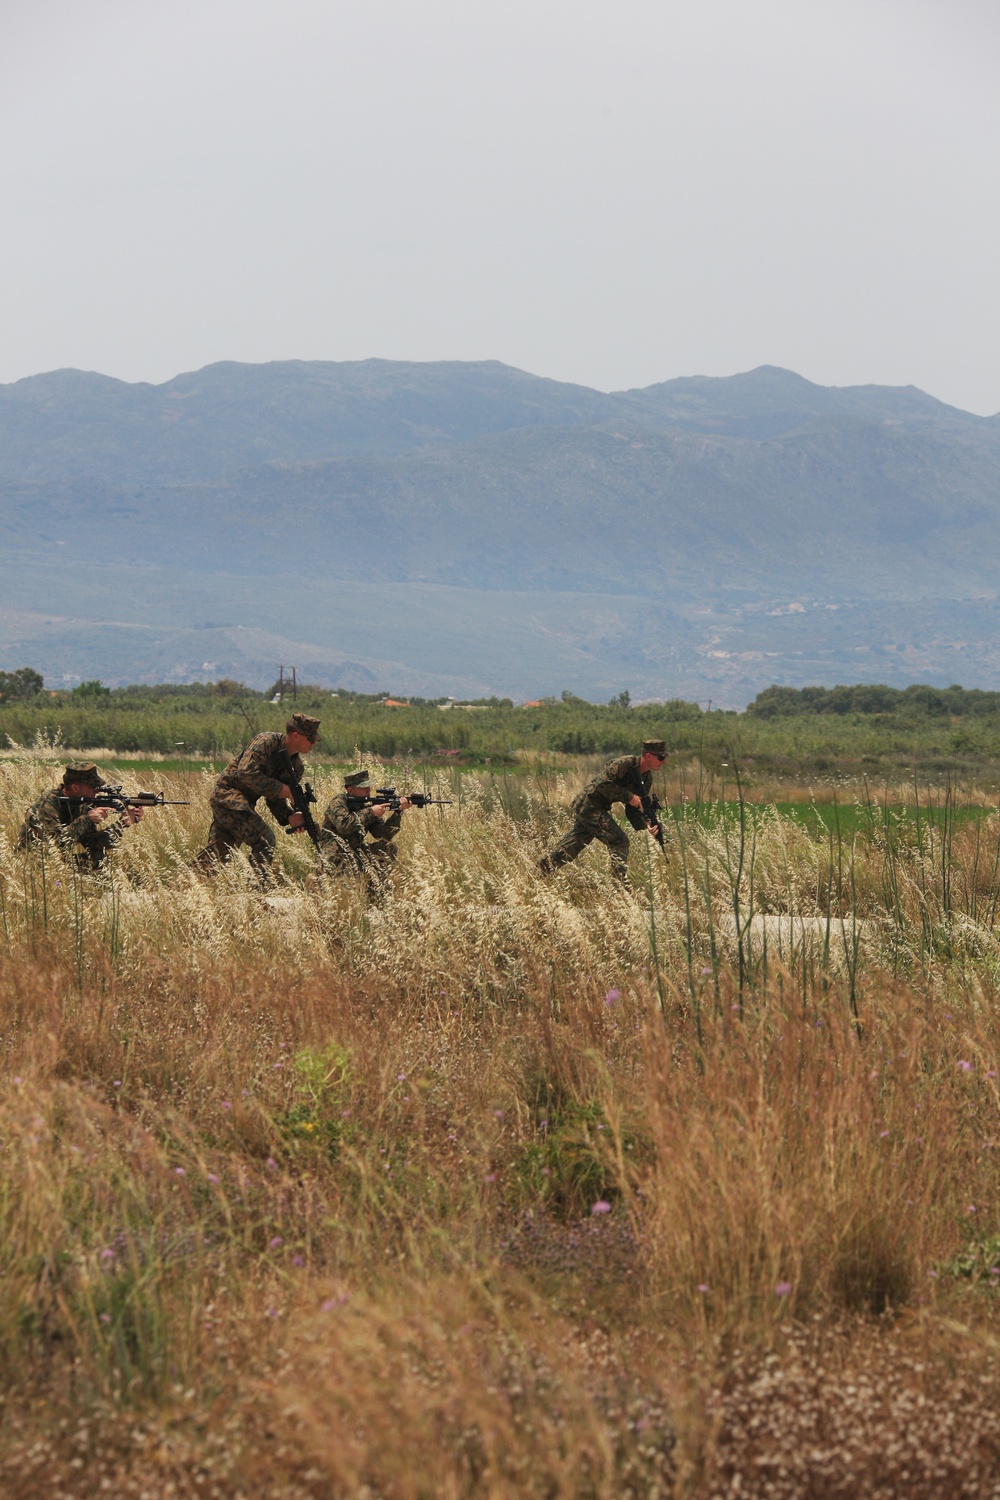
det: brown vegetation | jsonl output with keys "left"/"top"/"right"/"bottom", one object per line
{"left": 0, "top": 755, "right": 999, "bottom": 1496}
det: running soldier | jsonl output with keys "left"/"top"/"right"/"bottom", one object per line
{"left": 539, "top": 738, "right": 666, "bottom": 884}
{"left": 192, "top": 712, "right": 320, "bottom": 881}
{"left": 17, "top": 762, "right": 144, "bottom": 872}
{"left": 319, "top": 769, "right": 411, "bottom": 896}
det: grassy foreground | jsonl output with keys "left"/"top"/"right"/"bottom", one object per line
{"left": 1, "top": 755, "right": 999, "bottom": 1497}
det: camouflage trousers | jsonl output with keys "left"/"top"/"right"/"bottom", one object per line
{"left": 192, "top": 791, "right": 276, "bottom": 881}
{"left": 317, "top": 834, "right": 398, "bottom": 899}
{"left": 539, "top": 797, "right": 630, "bottom": 883}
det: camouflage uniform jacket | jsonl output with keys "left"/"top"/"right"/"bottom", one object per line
{"left": 212, "top": 733, "right": 302, "bottom": 826}
{"left": 576, "top": 755, "right": 651, "bottom": 812}
{"left": 17, "top": 788, "right": 119, "bottom": 864}
{"left": 322, "top": 794, "right": 402, "bottom": 853}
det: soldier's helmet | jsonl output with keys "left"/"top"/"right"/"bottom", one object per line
{"left": 286, "top": 712, "right": 320, "bottom": 742}
{"left": 344, "top": 770, "right": 371, "bottom": 789}
{"left": 63, "top": 762, "right": 106, "bottom": 788}
{"left": 642, "top": 739, "right": 667, "bottom": 759}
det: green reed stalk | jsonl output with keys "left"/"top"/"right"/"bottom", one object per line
{"left": 40, "top": 841, "right": 48, "bottom": 933}
{"left": 984, "top": 804, "right": 1000, "bottom": 930}
{"left": 643, "top": 835, "right": 666, "bottom": 1017}
{"left": 674, "top": 808, "right": 699, "bottom": 1021}
{"left": 940, "top": 775, "right": 955, "bottom": 923}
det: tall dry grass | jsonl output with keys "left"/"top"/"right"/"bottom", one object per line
{"left": 0, "top": 753, "right": 999, "bottom": 1497}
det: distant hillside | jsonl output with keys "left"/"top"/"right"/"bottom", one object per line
{"left": 618, "top": 364, "right": 991, "bottom": 439}
{"left": 0, "top": 360, "right": 615, "bottom": 483}
{"left": 1, "top": 359, "right": 998, "bottom": 702}
{"left": 3, "top": 359, "right": 994, "bottom": 485}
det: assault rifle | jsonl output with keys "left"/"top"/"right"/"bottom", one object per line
{"left": 60, "top": 786, "right": 189, "bottom": 813}
{"left": 355, "top": 786, "right": 453, "bottom": 813}
{"left": 275, "top": 748, "right": 324, "bottom": 852}
{"left": 624, "top": 775, "right": 666, "bottom": 851}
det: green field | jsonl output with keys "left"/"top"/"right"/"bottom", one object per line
{"left": 5, "top": 678, "right": 1000, "bottom": 788}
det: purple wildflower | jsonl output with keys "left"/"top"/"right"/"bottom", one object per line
{"left": 591, "top": 1200, "right": 612, "bottom": 1215}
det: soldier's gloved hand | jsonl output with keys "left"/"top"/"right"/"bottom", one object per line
{"left": 288, "top": 812, "right": 306, "bottom": 831}
{"left": 88, "top": 808, "right": 109, "bottom": 824}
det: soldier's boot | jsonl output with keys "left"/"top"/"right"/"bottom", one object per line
{"left": 609, "top": 854, "right": 630, "bottom": 886}
{"left": 538, "top": 852, "right": 568, "bottom": 875}
{"left": 190, "top": 839, "right": 229, "bottom": 876}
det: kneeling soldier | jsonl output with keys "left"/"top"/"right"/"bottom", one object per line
{"left": 18, "top": 762, "right": 143, "bottom": 872}
{"left": 319, "top": 770, "right": 411, "bottom": 896}
{"left": 193, "top": 712, "right": 320, "bottom": 882}
{"left": 539, "top": 738, "right": 666, "bottom": 885}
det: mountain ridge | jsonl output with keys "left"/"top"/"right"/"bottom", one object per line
{"left": 1, "top": 358, "right": 998, "bottom": 702}
{"left": 2, "top": 359, "right": 995, "bottom": 486}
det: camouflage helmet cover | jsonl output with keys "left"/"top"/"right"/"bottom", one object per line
{"left": 286, "top": 712, "right": 320, "bottom": 741}
{"left": 63, "top": 762, "right": 107, "bottom": 788}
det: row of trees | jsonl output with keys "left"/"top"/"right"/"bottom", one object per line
{"left": 747, "top": 683, "right": 1000, "bottom": 719}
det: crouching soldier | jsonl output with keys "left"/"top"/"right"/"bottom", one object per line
{"left": 192, "top": 712, "right": 320, "bottom": 882}
{"left": 319, "top": 770, "right": 411, "bottom": 897}
{"left": 539, "top": 738, "right": 667, "bottom": 885}
{"left": 17, "top": 762, "right": 143, "bottom": 872}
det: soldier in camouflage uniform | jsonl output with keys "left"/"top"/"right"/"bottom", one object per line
{"left": 319, "top": 769, "right": 412, "bottom": 896}
{"left": 192, "top": 712, "right": 320, "bottom": 881}
{"left": 17, "top": 762, "right": 144, "bottom": 871}
{"left": 539, "top": 738, "right": 667, "bottom": 884}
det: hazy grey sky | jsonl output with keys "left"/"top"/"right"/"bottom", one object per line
{"left": 2, "top": 0, "right": 998, "bottom": 411}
